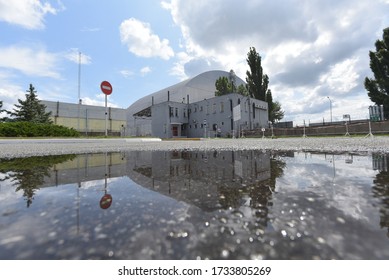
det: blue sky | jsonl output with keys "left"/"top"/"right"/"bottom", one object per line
{"left": 1, "top": 0, "right": 389, "bottom": 125}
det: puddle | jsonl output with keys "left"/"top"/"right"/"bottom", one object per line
{"left": 0, "top": 150, "right": 389, "bottom": 259}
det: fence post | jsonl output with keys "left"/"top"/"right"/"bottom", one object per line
{"left": 365, "top": 121, "right": 374, "bottom": 138}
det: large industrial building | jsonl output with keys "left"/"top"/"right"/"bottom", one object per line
{"left": 42, "top": 70, "right": 269, "bottom": 138}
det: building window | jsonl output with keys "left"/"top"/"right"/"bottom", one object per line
{"left": 200, "top": 106, "right": 203, "bottom": 112}
{"left": 220, "top": 102, "right": 224, "bottom": 113}
{"left": 252, "top": 103, "right": 256, "bottom": 119}
{"left": 170, "top": 107, "right": 174, "bottom": 117}
{"left": 213, "top": 103, "right": 216, "bottom": 114}
{"left": 175, "top": 108, "right": 178, "bottom": 117}
{"left": 184, "top": 109, "right": 187, "bottom": 118}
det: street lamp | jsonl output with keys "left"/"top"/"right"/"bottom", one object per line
{"left": 327, "top": 96, "right": 332, "bottom": 123}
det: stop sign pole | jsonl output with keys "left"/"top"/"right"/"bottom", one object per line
{"left": 100, "top": 81, "right": 112, "bottom": 137}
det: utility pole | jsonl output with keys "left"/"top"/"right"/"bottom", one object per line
{"left": 327, "top": 96, "right": 332, "bottom": 123}
{"left": 77, "top": 52, "right": 81, "bottom": 131}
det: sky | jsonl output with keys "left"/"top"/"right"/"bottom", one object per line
{"left": 1, "top": 0, "right": 389, "bottom": 125}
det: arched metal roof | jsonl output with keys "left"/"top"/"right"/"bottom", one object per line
{"left": 127, "top": 70, "right": 245, "bottom": 117}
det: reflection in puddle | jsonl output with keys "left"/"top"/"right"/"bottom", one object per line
{"left": 0, "top": 150, "right": 389, "bottom": 259}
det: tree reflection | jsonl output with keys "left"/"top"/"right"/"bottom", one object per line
{"left": 372, "top": 154, "right": 389, "bottom": 238}
{"left": 0, "top": 155, "right": 76, "bottom": 207}
{"left": 218, "top": 151, "right": 286, "bottom": 229}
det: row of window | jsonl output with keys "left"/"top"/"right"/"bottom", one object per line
{"left": 169, "top": 101, "right": 261, "bottom": 119}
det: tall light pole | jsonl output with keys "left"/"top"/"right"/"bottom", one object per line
{"left": 77, "top": 52, "right": 81, "bottom": 132}
{"left": 327, "top": 96, "right": 332, "bottom": 123}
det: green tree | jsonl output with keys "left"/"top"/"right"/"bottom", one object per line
{"left": 10, "top": 84, "right": 52, "bottom": 123}
{"left": 266, "top": 90, "right": 274, "bottom": 119}
{"left": 266, "top": 90, "right": 284, "bottom": 123}
{"left": 246, "top": 47, "right": 284, "bottom": 122}
{"left": 270, "top": 101, "right": 284, "bottom": 123}
{"left": 215, "top": 76, "right": 233, "bottom": 96}
{"left": 365, "top": 27, "right": 389, "bottom": 118}
{"left": 0, "top": 100, "right": 9, "bottom": 122}
{"left": 216, "top": 70, "right": 250, "bottom": 96}
{"left": 246, "top": 47, "right": 267, "bottom": 101}
{"left": 237, "top": 84, "right": 248, "bottom": 96}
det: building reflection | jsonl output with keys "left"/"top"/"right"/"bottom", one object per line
{"left": 0, "top": 151, "right": 283, "bottom": 214}
{"left": 3, "top": 150, "right": 389, "bottom": 231}
{"left": 372, "top": 154, "right": 389, "bottom": 237}
{"left": 128, "top": 150, "right": 273, "bottom": 212}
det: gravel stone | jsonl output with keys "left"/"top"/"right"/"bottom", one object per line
{"left": 0, "top": 136, "right": 388, "bottom": 159}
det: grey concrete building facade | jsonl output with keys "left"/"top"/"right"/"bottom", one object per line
{"left": 130, "top": 70, "right": 268, "bottom": 138}
{"left": 128, "top": 70, "right": 247, "bottom": 136}
{"left": 151, "top": 93, "right": 268, "bottom": 138}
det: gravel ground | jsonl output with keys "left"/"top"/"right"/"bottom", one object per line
{"left": 1, "top": 136, "right": 389, "bottom": 159}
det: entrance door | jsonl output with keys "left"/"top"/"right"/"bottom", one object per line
{"left": 172, "top": 125, "right": 178, "bottom": 137}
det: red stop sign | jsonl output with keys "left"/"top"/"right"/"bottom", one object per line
{"left": 100, "top": 81, "right": 112, "bottom": 95}
{"left": 100, "top": 194, "right": 113, "bottom": 209}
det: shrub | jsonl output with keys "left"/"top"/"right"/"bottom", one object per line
{"left": 0, "top": 122, "right": 79, "bottom": 137}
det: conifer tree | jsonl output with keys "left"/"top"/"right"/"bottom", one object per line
{"left": 11, "top": 84, "right": 52, "bottom": 123}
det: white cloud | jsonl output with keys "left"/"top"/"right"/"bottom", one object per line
{"left": 0, "top": 46, "right": 60, "bottom": 78}
{"left": 64, "top": 49, "right": 92, "bottom": 65}
{"left": 119, "top": 69, "right": 135, "bottom": 79}
{"left": 119, "top": 18, "right": 174, "bottom": 60}
{"left": 163, "top": 0, "right": 389, "bottom": 123}
{"left": 0, "top": 83, "right": 25, "bottom": 115}
{"left": 80, "top": 27, "right": 100, "bottom": 32}
{"left": 140, "top": 66, "right": 152, "bottom": 76}
{"left": 81, "top": 94, "right": 119, "bottom": 108}
{"left": 0, "top": 0, "right": 63, "bottom": 29}
{"left": 320, "top": 58, "right": 360, "bottom": 93}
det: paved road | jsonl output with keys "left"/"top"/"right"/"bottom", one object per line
{"left": 0, "top": 136, "right": 388, "bottom": 159}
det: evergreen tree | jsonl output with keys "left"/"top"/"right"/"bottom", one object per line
{"left": 11, "top": 84, "right": 52, "bottom": 123}
{"left": 365, "top": 27, "right": 389, "bottom": 118}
